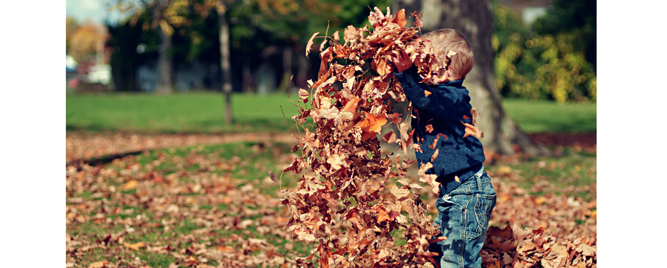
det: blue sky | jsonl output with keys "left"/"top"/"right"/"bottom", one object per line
{"left": 66, "top": 0, "right": 125, "bottom": 25}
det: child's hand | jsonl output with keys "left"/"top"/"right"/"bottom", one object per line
{"left": 392, "top": 47, "right": 413, "bottom": 73}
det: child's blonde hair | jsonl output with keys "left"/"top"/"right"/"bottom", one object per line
{"left": 421, "top": 28, "right": 474, "bottom": 80}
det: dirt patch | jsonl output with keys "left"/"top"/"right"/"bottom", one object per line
{"left": 528, "top": 132, "right": 596, "bottom": 153}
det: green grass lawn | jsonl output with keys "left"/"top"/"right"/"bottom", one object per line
{"left": 67, "top": 93, "right": 596, "bottom": 134}
{"left": 66, "top": 92, "right": 303, "bottom": 134}
{"left": 502, "top": 99, "right": 596, "bottom": 133}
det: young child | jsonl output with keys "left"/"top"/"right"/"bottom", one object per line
{"left": 372, "top": 7, "right": 497, "bottom": 268}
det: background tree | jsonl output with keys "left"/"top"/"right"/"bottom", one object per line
{"left": 114, "top": 0, "right": 190, "bottom": 94}
{"left": 68, "top": 22, "right": 107, "bottom": 64}
{"left": 492, "top": 2, "right": 596, "bottom": 103}
{"left": 397, "top": 0, "right": 548, "bottom": 155}
{"left": 66, "top": 17, "right": 80, "bottom": 54}
{"left": 533, "top": 0, "right": 596, "bottom": 67}
{"left": 107, "top": 10, "right": 159, "bottom": 92}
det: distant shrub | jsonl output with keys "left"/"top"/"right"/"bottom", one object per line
{"left": 492, "top": 3, "right": 596, "bottom": 103}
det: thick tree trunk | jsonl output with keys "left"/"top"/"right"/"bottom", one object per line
{"left": 219, "top": 8, "right": 233, "bottom": 124}
{"left": 414, "top": 0, "right": 548, "bottom": 155}
{"left": 156, "top": 24, "right": 173, "bottom": 94}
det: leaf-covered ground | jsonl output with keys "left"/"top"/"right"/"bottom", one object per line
{"left": 66, "top": 133, "right": 596, "bottom": 268}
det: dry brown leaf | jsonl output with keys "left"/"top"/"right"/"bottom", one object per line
{"left": 390, "top": 184, "right": 411, "bottom": 200}
{"left": 306, "top": 32, "right": 319, "bottom": 57}
{"left": 118, "top": 180, "right": 137, "bottom": 191}
{"left": 268, "top": 170, "right": 276, "bottom": 182}
{"left": 123, "top": 242, "right": 145, "bottom": 250}
{"left": 392, "top": 9, "right": 408, "bottom": 28}
{"left": 298, "top": 88, "right": 309, "bottom": 100}
{"left": 425, "top": 124, "right": 434, "bottom": 133}
{"left": 462, "top": 122, "right": 483, "bottom": 139}
{"left": 87, "top": 261, "right": 107, "bottom": 268}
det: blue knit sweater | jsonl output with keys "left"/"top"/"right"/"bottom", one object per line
{"left": 394, "top": 67, "right": 485, "bottom": 195}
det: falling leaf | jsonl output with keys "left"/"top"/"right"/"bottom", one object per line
{"left": 306, "top": 32, "right": 319, "bottom": 57}
{"left": 268, "top": 170, "right": 276, "bottom": 182}
{"left": 425, "top": 124, "right": 433, "bottom": 133}
{"left": 470, "top": 108, "right": 478, "bottom": 124}
{"left": 340, "top": 96, "right": 360, "bottom": 114}
{"left": 398, "top": 121, "right": 411, "bottom": 155}
{"left": 355, "top": 112, "right": 387, "bottom": 134}
{"left": 343, "top": 25, "right": 357, "bottom": 44}
{"left": 319, "top": 106, "right": 340, "bottom": 120}
{"left": 390, "top": 184, "right": 411, "bottom": 200}
{"left": 383, "top": 131, "right": 397, "bottom": 143}
{"left": 462, "top": 122, "right": 483, "bottom": 139}
{"left": 386, "top": 113, "right": 402, "bottom": 124}
{"left": 430, "top": 149, "right": 439, "bottom": 162}
{"left": 327, "top": 154, "right": 349, "bottom": 170}
{"left": 298, "top": 88, "right": 309, "bottom": 100}
{"left": 429, "top": 136, "right": 440, "bottom": 149}
{"left": 392, "top": 9, "right": 408, "bottom": 28}
{"left": 424, "top": 90, "right": 432, "bottom": 97}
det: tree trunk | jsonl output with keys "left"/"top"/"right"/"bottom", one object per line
{"left": 414, "top": 0, "right": 548, "bottom": 155}
{"left": 295, "top": 53, "right": 310, "bottom": 89}
{"left": 156, "top": 24, "right": 173, "bottom": 94}
{"left": 219, "top": 8, "right": 233, "bottom": 124}
{"left": 242, "top": 61, "right": 252, "bottom": 93}
{"left": 279, "top": 45, "right": 293, "bottom": 93}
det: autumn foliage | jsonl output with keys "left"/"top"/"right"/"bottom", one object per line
{"left": 281, "top": 9, "right": 597, "bottom": 268}
{"left": 281, "top": 10, "right": 448, "bottom": 267}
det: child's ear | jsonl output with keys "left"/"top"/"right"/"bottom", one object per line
{"left": 446, "top": 70, "right": 461, "bottom": 81}
{"left": 435, "top": 70, "right": 451, "bottom": 83}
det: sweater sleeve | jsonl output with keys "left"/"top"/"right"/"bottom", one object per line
{"left": 394, "top": 67, "right": 472, "bottom": 122}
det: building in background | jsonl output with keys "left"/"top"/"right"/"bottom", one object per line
{"left": 498, "top": 0, "right": 552, "bottom": 24}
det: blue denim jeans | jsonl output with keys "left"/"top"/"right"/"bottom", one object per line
{"left": 429, "top": 167, "right": 497, "bottom": 268}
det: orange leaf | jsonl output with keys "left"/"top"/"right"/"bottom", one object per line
{"left": 340, "top": 96, "right": 360, "bottom": 114}
{"left": 216, "top": 245, "right": 235, "bottom": 253}
{"left": 119, "top": 180, "right": 137, "bottom": 191}
{"left": 424, "top": 90, "right": 431, "bottom": 97}
{"left": 462, "top": 122, "right": 483, "bottom": 139}
{"left": 355, "top": 112, "right": 387, "bottom": 134}
{"left": 383, "top": 131, "right": 396, "bottom": 143}
{"left": 123, "top": 242, "right": 145, "bottom": 250}
{"left": 392, "top": 9, "right": 407, "bottom": 28}
{"left": 88, "top": 261, "right": 107, "bottom": 268}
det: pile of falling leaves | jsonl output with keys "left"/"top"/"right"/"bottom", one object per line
{"left": 280, "top": 10, "right": 446, "bottom": 267}
{"left": 280, "top": 9, "right": 596, "bottom": 268}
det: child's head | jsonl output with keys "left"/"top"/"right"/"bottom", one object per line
{"left": 421, "top": 28, "right": 474, "bottom": 81}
